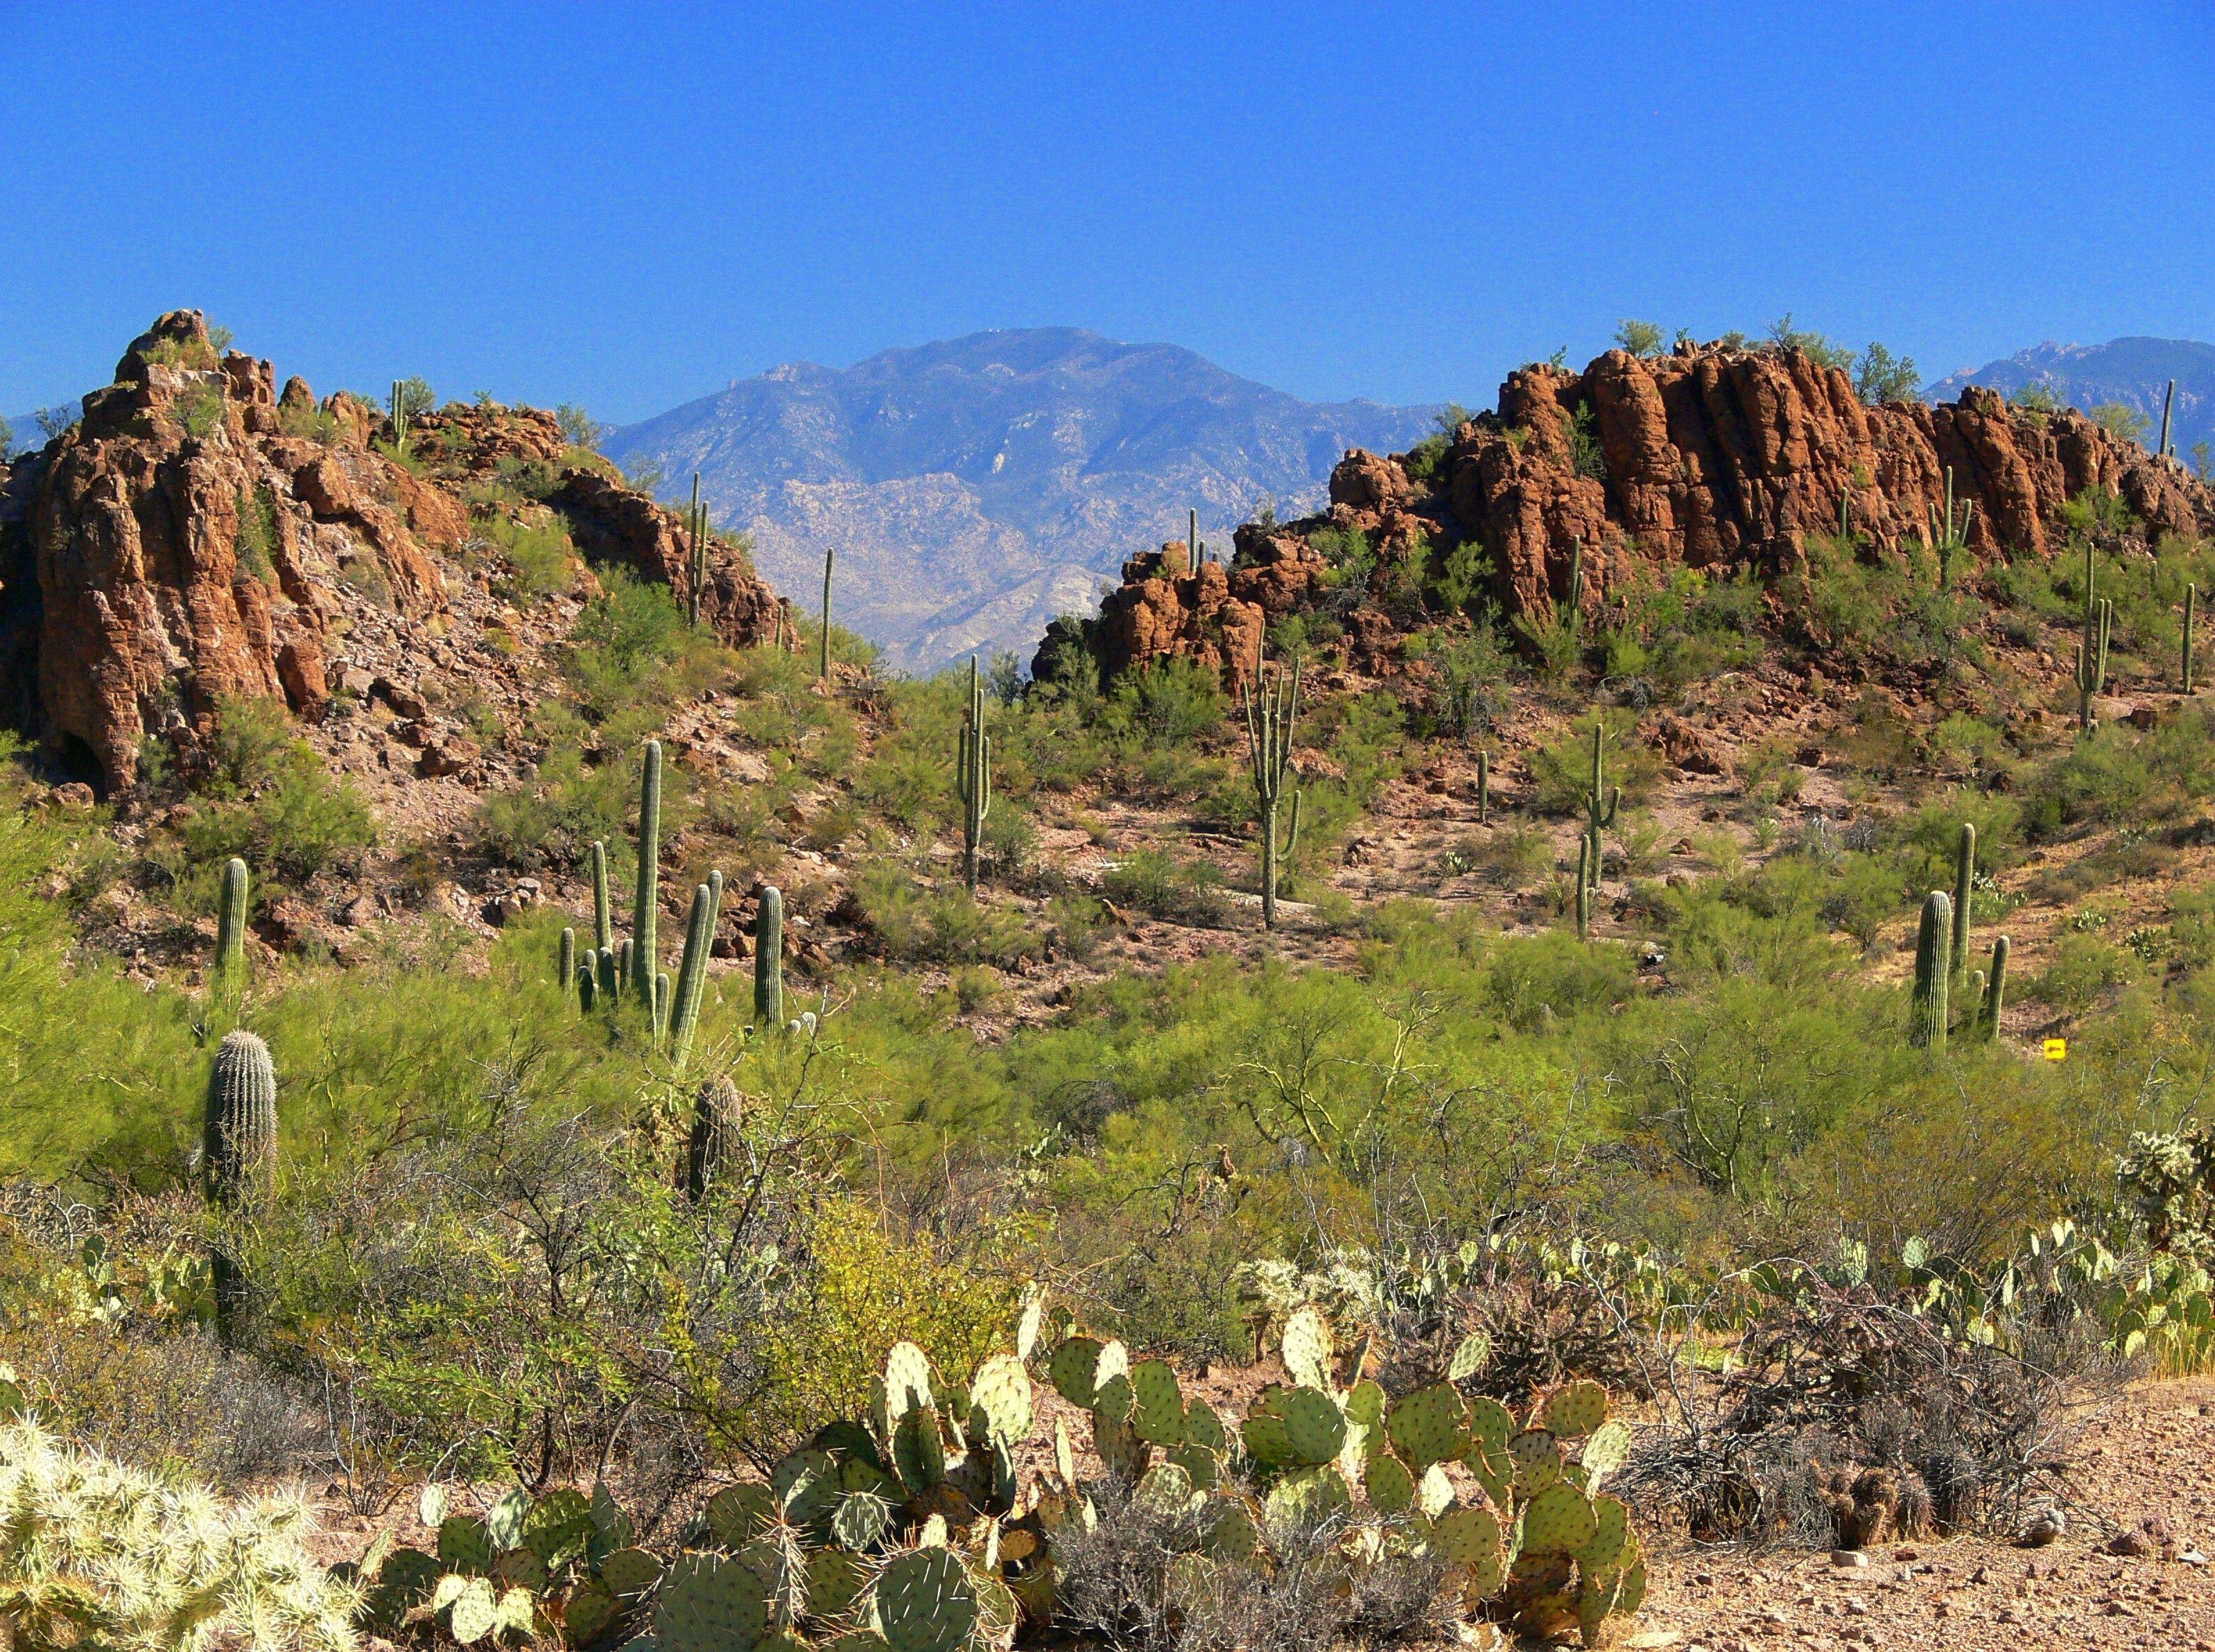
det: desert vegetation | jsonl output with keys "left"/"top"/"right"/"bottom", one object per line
{"left": 7, "top": 315, "right": 2215, "bottom": 1649}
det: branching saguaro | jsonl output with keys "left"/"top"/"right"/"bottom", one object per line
{"left": 1242, "top": 657, "right": 1302, "bottom": 932}
{"left": 957, "top": 654, "right": 992, "bottom": 894}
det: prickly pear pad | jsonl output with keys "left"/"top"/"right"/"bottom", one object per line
{"left": 1386, "top": 1382, "right": 1467, "bottom": 1468}
{"left": 1280, "top": 1305, "right": 1333, "bottom": 1391}
{"left": 1520, "top": 1482, "right": 1597, "bottom": 1554}
{"left": 1576, "top": 1494, "right": 1630, "bottom": 1572}
{"left": 1366, "top": 1450, "right": 1415, "bottom": 1513}
{"left": 656, "top": 1552, "right": 770, "bottom": 1652}
{"left": 874, "top": 1547, "right": 980, "bottom": 1652}
{"left": 1537, "top": 1378, "right": 1608, "bottom": 1438}
{"left": 967, "top": 1353, "right": 1034, "bottom": 1445}
{"left": 1509, "top": 1429, "right": 1563, "bottom": 1490}
{"left": 1280, "top": 1385, "right": 1347, "bottom": 1465}
{"left": 1131, "top": 1359, "right": 1186, "bottom": 1445}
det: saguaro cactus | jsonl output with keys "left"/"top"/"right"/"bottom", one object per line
{"left": 1982, "top": 935, "right": 2010, "bottom": 1042}
{"left": 669, "top": 878, "right": 721, "bottom": 1070}
{"left": 754, "top": 885, "right": 784, "bottom": 1029}
{"left": 2185, "top": 584, "right": 2198, "bottom": 695}
{"left": 559, "top": 926, "right": 575, "bottom": 992}
{"left": 205, "top": 1029, "right": 277, "bottom": 1327}
{"left": 591, "top": 840, "right": 614, "bottom": 955}
{"left": 957, "top": 656, "right": 993, "bottom": 894}
{"left": 1476, "top": 750, "right": 1491, "bottom": 824}
{"left": 1574, "top": 837, "right": 1592, "bottom": 941}
{"left": 1566, "top": 534, "right": 1586, "bottom": 616}
{"left": 1581, "top": 724, "right": 1619, "bottom": 892}
{"left": 632, "top": 742, "right": 662, "bottom": 1000}
{"left": 684, "top": 1075, "right": 740, "bottom": 1201}
{"left": 1929, "top": 467, "right": 1975, "bottom": 587}
{"left": 2161, "top": 378, "right": 2177, "bottom": 458}
{"left": 389, "top": 379, "right": 409, "bottom": 452}
{"left": 1911, "top": 891, "right": 1952, "bottom": 1051}
{"left": 819, "top": 548, "right": 835, "bottom": 681}
{"left": 1950, "top": 822, "right": 1975, "bottom": 984}
{"left": 2076, "top": 541, "right": 2112, "bottom": 732}
{"left": 214, "top": 857, "right": 250, "bottom": 983}
{"left": 687, "top": 473, "right": 706, "bottom": 627}
{"left": 1242, "top": 657, "right": 1302, "bottom": 932}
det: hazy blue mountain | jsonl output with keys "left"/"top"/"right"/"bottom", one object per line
{"left": 602, "top": 329, "right": 1436, "bottom": 672}
{"left": 1930, "top": 338, "right": 2215, "bottom": 462}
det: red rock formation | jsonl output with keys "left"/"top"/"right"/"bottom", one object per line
{"left": 552, "top": 469, "right": 788, "bottom": 651}
{"left": 5, "top": 311, "right": 791, "bottom": 792}
{"left": 1068, "top": 340, "right": 2215, "bottom": 682}
{"left": 1446, "top": 345, "right": 2215, "bottom": 624}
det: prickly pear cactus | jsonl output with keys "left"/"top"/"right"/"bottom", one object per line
{"left": 1520, "top": 1481, "right": 1599, "bottom": 1555}
{"left": 1278, "top": 1305, "right": 1332, "bottom": 1391}
{"left": 707, "top": 1484, "right": 776, "bottom": 1549}
{"left": 965, "top": 1353, "right": 1033, "bottom": 1446}
{"left": 1129, "top": 1359, "right": 1186, "bottom": 1446}
{"left": 1537, "top": 1378, "right": 1608, "bottom": 1438}
{"left": 872, "top": 1547, "right": 982, "bottom": 1652}
{"left": 1047, "top": 1335, "right": 1126, "bottom": 1410}
{"left": 656, "top": 1551, "right": 771, "bottom": 1652}
{"left": 1384, "top": 1383, "right": 1466, "bottom": 1468}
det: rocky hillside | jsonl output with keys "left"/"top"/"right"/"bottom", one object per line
{"left": 0, "top": 311, "right": 788, "bottom": 797}
{"left": 600, "top": 328, "right": 1434, "bottom": 672}
{"left": 1931, "top": 336, "right": 2215, "bottom": 460}
{"left": 1050, "top": 337, "right": 2215, "bottom": 688}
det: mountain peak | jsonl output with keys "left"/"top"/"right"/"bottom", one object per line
{"left": 602, "top": 329, "right": 1434, "bottom": 671}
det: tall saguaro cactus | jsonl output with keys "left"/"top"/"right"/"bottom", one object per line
{"left": 684, "top": 1075, "right": 740, "bottom": 1201}
{"left": 1581, "top": 723, "right": 1619, "bottom": 892}
{"left": 1950, "top": 822, "right": 1975, "bottom": 984}
{"left": 591, "top": 840, "right": 614, "bottom": 955}
{"left": 2184, "top": 584, "right": 2198, "bottom": 695}
{"left": 755, "top": 885, "right": 784, "bottom": 1029}
{"left": 389, "top": 379, "right": 409, "bottom": 453}
{"left": 2075, "top": 540, "right": 2113, "bottom": 732}
{"left": 632, "top": 742, "right": 663, "bottom": 1001}
{"left": 1241, "top": 657, "right": 1302, "bottom": 932}
{"left": 1929, "top": 467, "right": 1975, "bottom": 587}
{"left": 1981, "top": 934, "right": 2010, "bottom": 1042}
{"left": 214, "top": 857, "right": 250, "bottom": 984}
{"left": 687, "top": 473, "right": 706, "bottom": 627}
{"left": 1476, "top": 750, "right": 1491, "bottom": 824}
{"left": 669, "top": 878, "right": 721, "bottom": 1070}
{"left": 819, "top": 548, "right": 835, "bottom": 681}
{"left": 2161, "top": 378, "right": 2177, "bottom": 458}
{"left": 1574, "top": 837, "right": 1592, "bottom": 941}
{"left": 1911, "top": 890, "right": 1952, "bottom": 1051}
{"left": 957, "top": 656, "right": 993, "bottom": 894}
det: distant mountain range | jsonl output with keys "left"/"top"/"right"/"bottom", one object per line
{"left": 1931, "top": 337, "right": 2215, "bottom": 460}
{"left": 600, "top": 329, "right": 1436, "bottom": 673}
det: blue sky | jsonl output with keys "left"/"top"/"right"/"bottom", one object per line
{"left": 3, "top": 2, "right": 2211, "bottom": 421}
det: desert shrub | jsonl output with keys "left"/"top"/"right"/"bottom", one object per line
{"left": 2027, "top": 934, "right": 2141, "bottom": 1014}
{"left": 1426, "top": 623, "right": 1513, "bottom": 739}
{"left": 1102, "top": 849, "right": 1228, "bottom": 928}
{"left": 1102, "top": 657, "right": 1226, "bottom": 748}
{"left": 179, "top": 704, "right": 374, "bottom": 882}
{"left": 483, "top": 512, "right": 577, "bottom": 597}
{"left": 1527, "top": 710, "right": 1660, "bottom": 814}
{"left": 853, "top": 861, "right": 1043, "bottom": 966}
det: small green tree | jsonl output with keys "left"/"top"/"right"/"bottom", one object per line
{"left": 1613, "top": 319, "right": 1665, "bottom": 358}
{"left": 556, "top": 403, "right": 602, "bottom": 449}
{"left": 2091, "top": 403, "right": 2152, "bottom": 447}
{"left": 1854, "top": 342, "right": 1920, "bottom": 406}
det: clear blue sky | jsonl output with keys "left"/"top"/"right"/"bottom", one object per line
{"left": 4, "top": 2, "right": 2211, "bottom": 422}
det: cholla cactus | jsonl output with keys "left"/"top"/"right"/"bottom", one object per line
{"left": 2120, "top": 1125, "right": 2215, "bottom": 1260}
{"left": 0, "top": 1419, "right": 361, "bottom": 1650}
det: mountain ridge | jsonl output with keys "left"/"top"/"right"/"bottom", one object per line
{"left": 600, "top": 327, "right": 1436, "bottom": 672}
{"left": 1930, "top": 335, "right": 2215, "bottom": 460}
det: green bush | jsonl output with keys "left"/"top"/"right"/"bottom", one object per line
{"left": 1101, "top": 849, "right": 1229, "bottom": 928}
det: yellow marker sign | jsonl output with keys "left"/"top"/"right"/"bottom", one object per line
{"left": 2043, "top": 1038, "right": 2067, "bottom": 1061}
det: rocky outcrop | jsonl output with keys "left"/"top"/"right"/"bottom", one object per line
{"left": 2, "top": 311, "right": 792, "bottom": 793}
{"left": 1447, "top": 345, "right": 2215, "bottom": 624}
{"left": 553, "top": 469, "right": 789, "bottom": 652}
{"left": 1063, "top": 340, "right": 2215, "bottom": 681}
